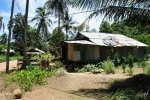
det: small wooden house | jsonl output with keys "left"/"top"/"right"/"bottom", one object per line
{"left": 60, "top": 32, "right": 148, "bottom": 64}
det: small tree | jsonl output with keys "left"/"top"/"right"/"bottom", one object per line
{"left": 127, "top": 53, "right": 134, "bottom": 76}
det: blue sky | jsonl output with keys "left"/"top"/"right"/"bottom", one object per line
{"left": 0, "top": 0, "right": 103, "bottom": 36}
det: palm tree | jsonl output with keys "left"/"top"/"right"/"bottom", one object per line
{"left": 31, "top": 7, "right": 52, "bottom": 37}
{"left": 0, "top": 16, "right": 4, "bottom": 32}
{"left": 0, "top": 33, "right": 7, "bottom": 47}
{"left": 72, "top": 0, "right": 150, "bottom": 26}
{"left": 6, "top": 0, "right": 15, "bottom": 73}
{"left": 61, "top": 11, "right": 78, "bottom": 40}
{"left": 31, "top": 7, "right": 52, "bottom": 53}
{"left": 44, "top": 0, "right": 71, "bottom": 42}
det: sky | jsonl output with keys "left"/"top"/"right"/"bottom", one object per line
{"left": 0, "top": 0, "right": 103, "bottom": 35}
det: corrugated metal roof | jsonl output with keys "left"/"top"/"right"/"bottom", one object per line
{"left": 64, "top": 40, "right": 95, "bottom": 45}
{"left": 78, "top": 32, "right": 148, "bottom": 47}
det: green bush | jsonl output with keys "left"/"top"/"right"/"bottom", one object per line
{"left": 122, "top": 63, "right": 126, "bottom": 73}
{"left": 55, "top": 61, "right": 63, "bottom": 68}
{"left": 7, "top": 67, "right": 51, "bottom": 91}
{"left": 108, "top": 50, "right": 120, "bottom": 66}
{"left": 0, "top": 55, "right": 6, "bottom": 62}
{"left": 31, "top": 53, "right": 54, "bottom": 62}
{"left": 55, "top": 67, "right": 67, "bottom": 76}
{"left": 111, "top": 90, "right": 149, "bottom": 100}
{"left": 75, "top": 63, "right": 96, "bottom": 72}
{"left": 127, "top": 67, "right": 133, "bottom": 76}
{"left": 145, "top": 65, "right": 150, "bottom": 75}
{"left": 127, "top": 53, "right": 134, "bottom": 68}
{"left": 140, "top": 61, "right": 147, "bottom": 72}
{"left": 102, "top": 60, "right": 115, "bottom": 74}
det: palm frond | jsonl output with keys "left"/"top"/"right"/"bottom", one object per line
{"left": 78, "top": 12, "right": 97, "bottom": 31}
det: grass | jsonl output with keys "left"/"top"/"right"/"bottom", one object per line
{"left": 0, "top": 55, "right": 22, "bottom": 63}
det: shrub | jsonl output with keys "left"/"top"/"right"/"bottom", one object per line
{"left": 102, "top": 60, "right": 115, "bottom": 74}
{"left": 110, "top": 90, "right": 148, "bottom": 100}
{"left": 140, "top": 61, "right": 147, "bottom": 72}
{"left": 76, "top": 64, "right": 94, "bottom": 72}
{"left": 55, "top": 67, "right": 67, "bottom": 76}
{"left": 55, "top": 61, "right": 63, "bottom": 68}
{"left": 145, "top": 65, "right": 150, "bottom": 75}
{"left": 127, "top": 53, "right": 134, "bottom": 68}
{"left": 6, "top": 67, "right": 51, "bottom": 91}
{"left": 31, "top": 53, "right": 54, "bottom": 62}
{"left": 127, "top": 67, "right": 133, "bottom": 76}
{"left": 108, "top": 50, "right": 120, "bottom": 66}
{"left": 122, "top": 63, "right": 126, "bottom": 73}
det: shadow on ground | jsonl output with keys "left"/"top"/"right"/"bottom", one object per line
{"left": 69, "top": 74, "right": 150, "bottom": 99}
{"left": 69, "top": 88, "right": 111, "bottom": 100}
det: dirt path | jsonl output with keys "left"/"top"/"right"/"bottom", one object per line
{"left": 21, "top": 72, "right": 130, "bottom": 100}
{"left": 0, "top": 61, "right": 143, "bottom": 100}
{"left": 0, "top": 60, "right": 17, "bottom": 72}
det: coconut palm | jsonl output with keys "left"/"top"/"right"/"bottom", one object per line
{"left": 31, "top": 7, "right": 52, "bottom": 37}
{"left": 44, "top": 0, "right": 71, "bottom": 33}
{"left": 72, "top": 0, "right": 150, "bottom": 26}
{"left": 0, "top": 33, "right": 7, "bottom": 46}
{"left": 31, "top": 7, "right": 52, "bottom": 53}
{"left": 44, "top": 0, "right": 69, "bottom": 26}
{"left": 0, "top": 16, "right": 5, "bottom": 32}
{"left": 61, "top": 11, "right": 78, "bottom": 40}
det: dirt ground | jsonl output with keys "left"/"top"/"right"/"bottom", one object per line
{"left": 0, "top": 61, "right": 144, "bottom": 100}
{"left": 0, "top": 60, "right": 18, "bottom": 72}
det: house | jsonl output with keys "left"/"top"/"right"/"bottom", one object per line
{"left": 60, "top": 32, "right": 148, "bottom": 64}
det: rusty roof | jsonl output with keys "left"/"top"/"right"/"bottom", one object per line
{"left": 75, "top": 32, "right": 148, "bottom": 47}
{"left": 64, "top": 40, "right": 95, "bottom": 45}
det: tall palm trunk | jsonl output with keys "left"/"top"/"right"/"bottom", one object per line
{"left": 58, "top": 9, "right": 61, "bottom": 43}
{"left": 21, "top": 0, "right": 29, "bottom": 70}
{"left": 66, "top": 28, "right": 68, "bottom": 40}
{"left": 6, "top": 0, "right": 15, "bottom": 73}
{"left": 24, "top": 0, "right": 29, "bottom": 59}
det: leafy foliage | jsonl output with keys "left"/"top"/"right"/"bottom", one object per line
{"left": 49, "top": 28, "right": 65, "bottom": 57}
{"left": 111, "top": 90, "right": 148, "bottom": 100}
{"left": 75, "top": 63, "right": 102, "bottom": 73}
{"left": 31, "top": 6, "right": 52, "bottom": 36}
{"left": 126, "top": 67, "right": 133, "bottom": 76}
{"left": 12, "top": 13, "right": 42, "bottom": 55}
{"left": 0, "top": 33, "right": 7, "bottom": 47}
{"left": 122, "top": 63, "right": 126, "bottom": 73}
{"left": 99, "top": 21, "right": 113, "bottom": 33}
{"left": 7, "top": 67, "right": 51, "bottom": 91}
{"left": 61, "top": 11, "right": 78, "bottom": 40}
{"left": 108, "top": 50, "right": 121, "bottom": 67}
{"left": 55, "top": 67, "right": 67, "bottom": 76}
{"left": 54, "top": 61, "right": 63, "bottom": 68}
{"left": 127, "top": 53, "right": 134, "bottom": 69}
{"left": 102, "top": 60, "right": 115, "bottom": 74}
{"left": 76, "top": 64, "right": 95, "bottom": 72}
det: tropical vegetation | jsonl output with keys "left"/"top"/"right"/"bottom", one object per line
{"left": 1, "top": 0, "right": 150, "bottom": 99}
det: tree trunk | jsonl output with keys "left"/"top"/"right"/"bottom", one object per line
{"left": 58, "top": 9, "right": 61, "bottom": 43}
{"left": 24, "top": 0, "right": 29, "bottom": 59}
{"left": 6, "top": 0, "right": 15, "bottom": 73}
{"left": 22, "top": 0, "right": 29, "bottom": 69}
{"left": 66, "top": 28, "right": 68, "bottom": 40}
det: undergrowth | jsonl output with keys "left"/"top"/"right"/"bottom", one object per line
{"left": 110, "top": 90, "right": 149, "bottom": 100}
{"left": 5, "top": 66, "right": 53, "bottom": 91}
{"left": 102, "top": 60, "right": 115, "bottom": 74}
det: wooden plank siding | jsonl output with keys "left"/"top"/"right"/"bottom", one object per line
{"left": 68, "top": 44, "right": 74, "bottom": 61}
{"left": 67, "top": 43, "right": 146, "bottom": 62}
{"left": 68, "top": 44, "right": 101, "bottom": 61}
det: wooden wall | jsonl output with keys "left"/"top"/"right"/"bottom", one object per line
{"left": 68, "top": 44, "right": 100, "bottom": 61}
{"left": 67, "top": 43, "right": 147, "bottom": 61}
